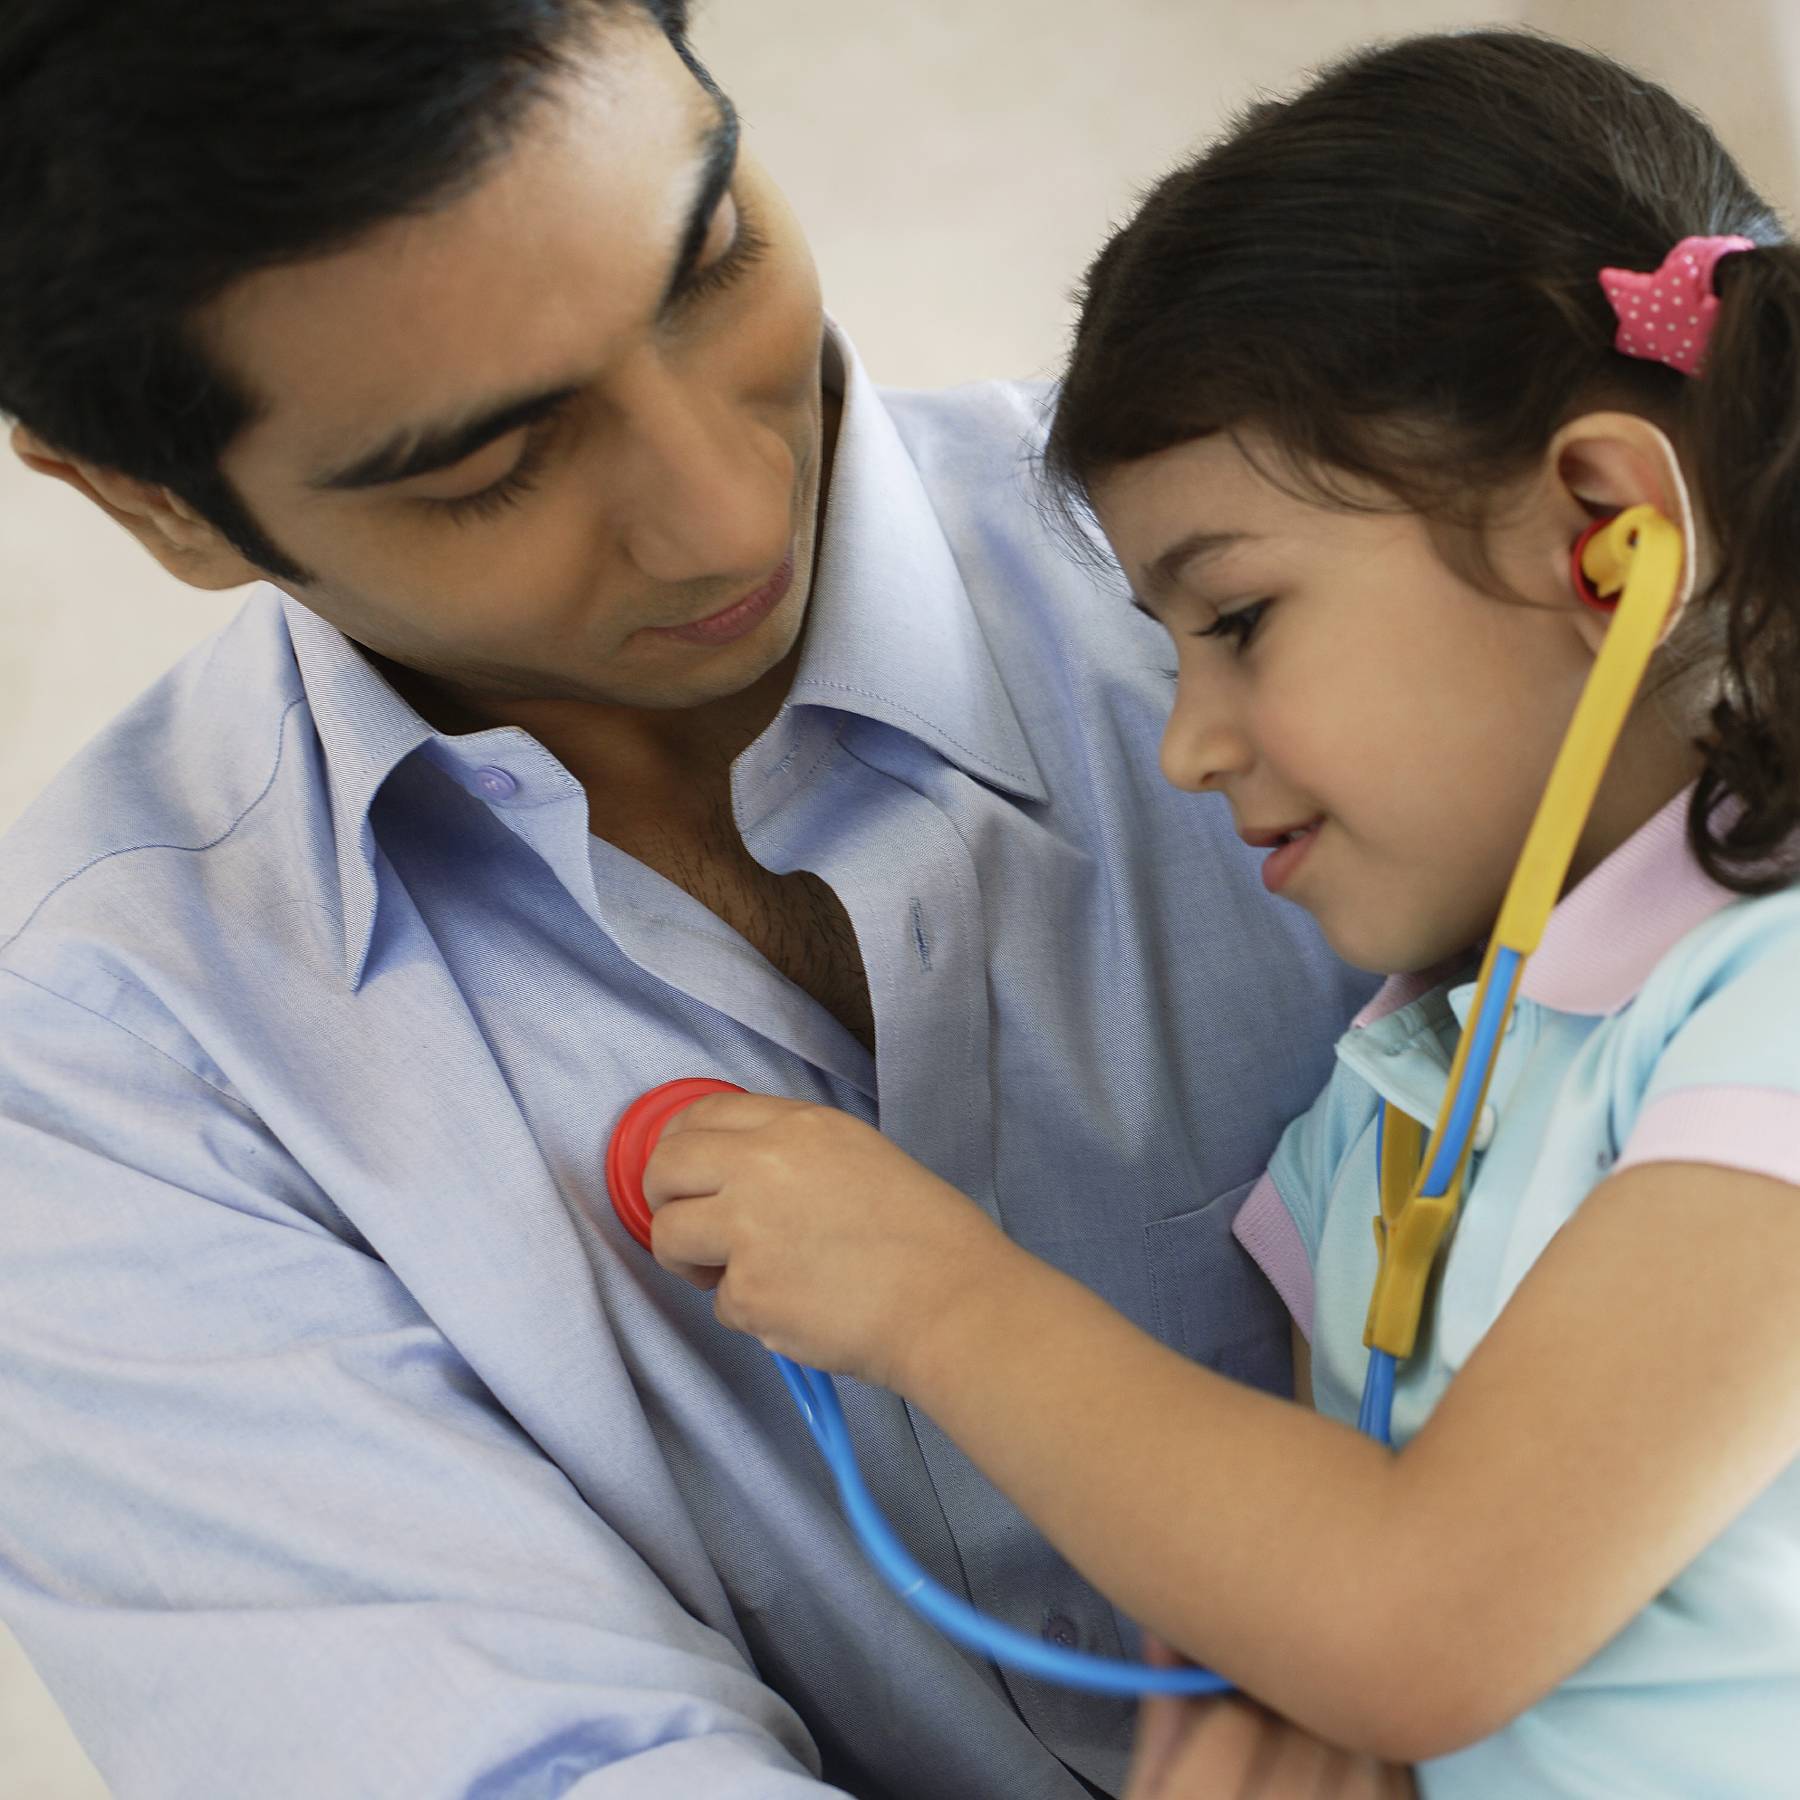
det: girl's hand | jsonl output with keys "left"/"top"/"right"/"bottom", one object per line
{"left": 642, "top": 1092, "right": 1017, "bottom": 1392}
{"left": 1126, "top": 1643, "right": 1416, "bottom": 1800}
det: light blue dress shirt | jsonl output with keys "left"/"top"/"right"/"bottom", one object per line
{"left": 1237, "top": 786, "right": 1800, "bottom": 1798}
{"left": 0, "top": 328, "right": 1378, "bottom": 1800}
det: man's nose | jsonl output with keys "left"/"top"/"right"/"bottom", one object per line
{"left": 1159, "top": 669, "right": 1252, "bottom": 794}
{"left": 608, "top": 359, "right": 796, "bottom": 586}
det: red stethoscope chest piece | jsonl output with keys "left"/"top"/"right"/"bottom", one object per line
{"left": 604, "top": 1078, "right": 748, "bottom": 1252}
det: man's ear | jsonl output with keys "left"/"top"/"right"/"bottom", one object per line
{"left": 1544, "top": 410, "right": 1698, "bottom": 654}
{"left": 10, "top": 423, "right": 265, "bottom": 591}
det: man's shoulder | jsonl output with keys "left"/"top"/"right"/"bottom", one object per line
{"left": 871, "top": 374, "right": 1159, "bottom": 690}
{"left": 875, "top": 372, "right": 1057, "bottom": 486}
{"left": 0, "top": 587, "right": 316, "bottom": 969}
{"left": 877, "top": 371, "right": 1120, "bottom": 584}
{"left": 877, "top": 370, "right": 1057, "bottom": 431}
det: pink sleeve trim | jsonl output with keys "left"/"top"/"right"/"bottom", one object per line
{"left": 1614, "top": 1085, "right": 1800, "bottom": 1187}
{"left": 1232, "top": 1171, "right": 1316, "bottom": 1342}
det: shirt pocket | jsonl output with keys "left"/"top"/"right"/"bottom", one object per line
{"left": 1144, "top": 1176, "right": 1294, "bottom": 1396}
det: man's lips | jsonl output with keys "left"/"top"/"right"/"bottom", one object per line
{"left": 645, "top": 552, "right": 797, "bottom": 644}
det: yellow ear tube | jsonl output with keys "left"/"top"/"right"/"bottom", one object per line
{"left": 1576, "top": 508, "right": 1636, "bottom": 602}
{"left": 1497, "top": 504, "right": 1685, "bottom": 952}
{"left": 1363, "top": 503, "right": 1685, "bottom": 1361}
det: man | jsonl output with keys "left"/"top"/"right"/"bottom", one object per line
{"left": 0, "top": 3, "right": 1380, "bottom": 1793}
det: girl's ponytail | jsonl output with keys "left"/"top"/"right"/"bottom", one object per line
{"left": 1683, "top": 244, "right": 1800, "bottom": 894}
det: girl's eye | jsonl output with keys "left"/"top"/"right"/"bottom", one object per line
{"left": 1191, "top": 598, "right": 1270, "bottom": 652}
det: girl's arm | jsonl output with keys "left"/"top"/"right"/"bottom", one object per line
{"left": 646, "top": 1096, "right": 1800, "bottom": 1763}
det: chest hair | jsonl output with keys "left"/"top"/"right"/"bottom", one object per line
{"left": 615, "top": 804, "right": 875, "bottom": 1054}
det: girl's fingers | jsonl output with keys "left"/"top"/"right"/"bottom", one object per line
{"left": 1125, "top": 1683, "right": 1392, "bottom": 1800}
{"left": 643, "top": 1095, "right": 818, "bottom": 1207}
{"left": 643, "top": 1123, "right": 776, "bottom": 1209}
{"left": 1237, "top": 1709, "right": 1332, "bottom": 1794}
{"left": 655, "top": 1091, "right": 804, "bottom": 1138}
{"left": 640, "top": 1126, "right": 723, "bottom": 1209}
{"left": 647, "top": 1193, "right": 735, "bottom": 1276}
{"left": 1140, "top": 1697, "right": 1270, "bottom": 1797}
{"left": 1122, "top": 1689, "right": 1190, "bottom": 1796}
{"left": 657, "top": 1252, "right": 724, "bottom": 1293}
{"left": 1122, "top": 1637, "right": 1203, "bottom": 1797}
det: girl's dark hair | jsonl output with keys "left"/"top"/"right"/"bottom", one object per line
{"left": 1046, "top": 29, "right": 1800, "bottom": 897}
{"left": 0, "top": 0, "right": 692, "bottom": 583}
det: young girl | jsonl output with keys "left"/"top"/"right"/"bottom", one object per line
{"left": 641, "top": 30, "right": 1800, "bottom": 1795}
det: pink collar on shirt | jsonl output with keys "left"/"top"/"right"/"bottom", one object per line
{"left": 1351, "top": 782, "right": 1741, "bottom": 1029}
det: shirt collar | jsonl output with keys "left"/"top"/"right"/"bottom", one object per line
{"left": 280, "top": 320, "right": 1045, "bottom": 989}
{"left": 1350, "top": 779, "right": 1743, "bottom": 1030}
{"left": 779, "top": 325, "right": 1045, "bottom": 802}
{"left": 1511, "top": 779, "right": 1746, "bottom": 1014}
{"left": 280, "top": 593, "right": 433, "bottom": 986}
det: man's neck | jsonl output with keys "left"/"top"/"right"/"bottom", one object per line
{"left": 368, "top": 611, "right": 802, "bottom": 845}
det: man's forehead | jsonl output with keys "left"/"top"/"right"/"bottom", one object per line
{"left": 208, "top": 19, "right": 726, "bottom": 483}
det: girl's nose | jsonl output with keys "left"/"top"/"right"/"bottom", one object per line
{"left": 1160, "top": 678, "right": 1252, "bottom": 794}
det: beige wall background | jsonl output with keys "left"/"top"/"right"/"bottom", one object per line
{"left": 3, "top": 3, "right": 1795, "bottom": 1793}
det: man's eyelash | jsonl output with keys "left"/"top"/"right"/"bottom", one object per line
{"left": 431, "top": 414, "right": 563, "bottom": 527}
{"left": 675, "top": 201, "right": 770, "bottom": 307}
{"left": 1191, "top": 599, "right": 1270, "bottom": 650}
{"left": 426, "top": 201, "right": 770, "bottom": 529}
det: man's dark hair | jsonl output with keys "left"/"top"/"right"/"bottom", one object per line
{"left": 0, "top": 0, "right": 692, "bottom": 583}
{"left": 1046, "top": 28, "right": 1800, "bottom": 898}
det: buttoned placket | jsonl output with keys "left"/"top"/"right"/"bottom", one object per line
{"left": 748, "top": 721, "right": 1138, "bottom": 1753}
{"left": 1341, "top": 987, "right": 1537, "bottom": 1179}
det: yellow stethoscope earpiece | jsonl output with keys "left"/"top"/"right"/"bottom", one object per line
{"left": 1363, "top": 505, "right": 1686, "bottom": 1366}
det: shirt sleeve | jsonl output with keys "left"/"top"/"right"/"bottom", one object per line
{"left": 1613, "top": 903, "right": 1800, "bottom": 1188}
{"left": 0, "top": 970, "right": 843, "bottom": 1799}
{"left": 1232, "top": 1054, "right": 1384, "bottom": 1343}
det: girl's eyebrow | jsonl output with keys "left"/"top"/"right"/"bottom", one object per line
{"left": 1136, "top": 530, "right": 1254, "bottom": 611}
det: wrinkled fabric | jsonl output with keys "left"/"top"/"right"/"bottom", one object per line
{"left": 0, "top": 326, "right": 1377, "bottom": 1800}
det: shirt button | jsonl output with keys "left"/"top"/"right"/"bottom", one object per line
{"left": 1041, "top": 1612, "right": 1079, "bottom": 1649}
{"left": 473, "top": 765, "right": 519, "bottom": 801}
{"left": 1472, "top": 1104, "right": 1498, "bottom": 1153}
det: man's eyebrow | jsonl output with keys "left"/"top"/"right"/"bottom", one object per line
{"left": 657, "top": 86, "right": 741, "bottom": 314}
{"left": 1132, "top": 530, "right": 1254, "bottom": 613}
{"left": 307, "top": 93, "right": 741, "bottom": 496}
{"left": 309, "top": 384, "right": 583, "bottom": 493}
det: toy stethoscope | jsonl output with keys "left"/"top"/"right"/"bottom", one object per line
{"left": 603, "top": 506, "right": 1687, "bottom": 1698}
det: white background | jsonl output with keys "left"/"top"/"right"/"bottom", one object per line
{"left": 3, "top": 3, "right": 1795, "bottom": 1791}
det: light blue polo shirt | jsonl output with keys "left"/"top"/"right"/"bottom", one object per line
{"left": 1235, "top": 784, "right": 1800, "bottom": 1797}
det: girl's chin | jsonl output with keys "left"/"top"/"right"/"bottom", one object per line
{"left": 1315, "top": 913, "right": 1437, "bottom": 982}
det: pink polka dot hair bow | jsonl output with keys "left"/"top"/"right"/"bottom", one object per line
{"left": 1598, "top": 234, "right": 1757, "bottom": 377}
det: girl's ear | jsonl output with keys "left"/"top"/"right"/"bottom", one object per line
{"left": 1545, "top": 411, "right": 1697, "bottom": 651}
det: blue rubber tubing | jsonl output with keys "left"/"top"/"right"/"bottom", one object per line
{"left": 761, "top": 963, "right": 1532, "bottom": 1698}
{"left": 774, "top": 1351, "right": 1232, "bottom": 1695}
